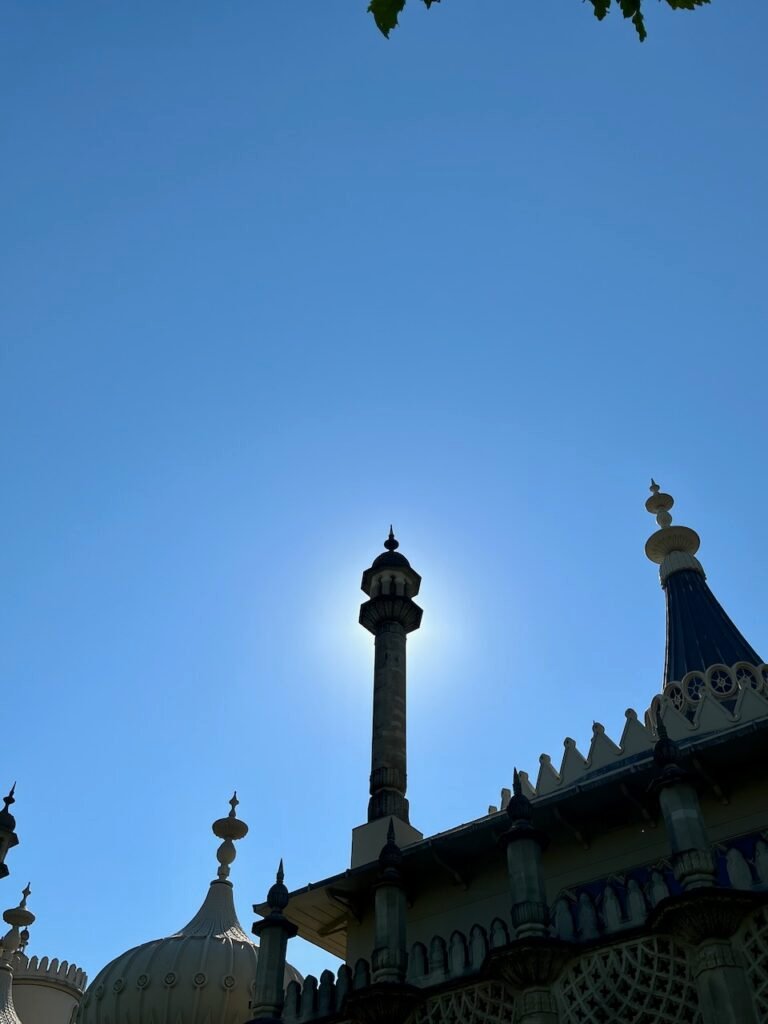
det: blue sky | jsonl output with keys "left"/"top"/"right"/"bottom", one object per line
{"left": 1, "top": 0, "right": 767, "bottom": 984}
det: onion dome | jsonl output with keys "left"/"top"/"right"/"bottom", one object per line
{"left": 645, "top": 481, "right": 762, "bottom": 687}
{"left": 78, "top": 795, "right": 301, "bottom": 1024}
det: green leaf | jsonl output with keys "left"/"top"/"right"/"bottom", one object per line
{"left": 368, "top": 0, "right": 407, "bottom": 37}
{"left": 588, "top": 0, "right": 611, "bottom": 23}
{"left": 632, "top": 8, "right": 647, "bottom": 40}
{"left": 666, "top": 0, "right": 710, "bottom": 8}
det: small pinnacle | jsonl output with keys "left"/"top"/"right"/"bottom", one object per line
{"left": 21, "top": 885, "right": 30, "bottom": 906}
{"left": 512, "top": 768, "right": 521, "bottom": 797}
{"left": 384, "top": 527, "right": 399, "bottom": 552}
{"left": 3, "top": 785, "right": 15, "bottom": 809}
{"left": 229, "top": 791, "right": 239, "bottom": 818}
{"left": 655, "top": 710, "right": 668, "bottom": 742}
{"left": 387, "top": 818, "right": 396, "bottom": 844}
{"left": 276, "top": 858, "right": 285, "bottom": 885}
{"left": 650, "top": 479, "right": 659, "bottom": 494}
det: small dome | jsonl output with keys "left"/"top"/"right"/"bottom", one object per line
{"left": 371, "top": 550, "right": 411, "bottom": 570}
{"left": 78, "top": 795, "right": 301, "bottom": 1024}
{"left": 78, "top": 880, "right": 301, "bottom": 1024}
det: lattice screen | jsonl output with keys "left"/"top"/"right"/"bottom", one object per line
{"left": 740, "top": 907, "right": 768, "bottom": 1019}
{"left": 558, "top": 937, "right": 701, "bottom": 1024}
{"left": 408, "top": 981, "right": 515, "bottom": 1024}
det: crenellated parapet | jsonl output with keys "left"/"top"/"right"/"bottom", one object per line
{"left": 10, "top": 954, "right": 87, "bottom": 996}
{"left": 485, "top": 662, "right": 768, "bottom": 809}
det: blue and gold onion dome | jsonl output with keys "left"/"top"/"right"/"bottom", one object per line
{"left": 77, "top": 796, "right": 301, "bottom": 1024}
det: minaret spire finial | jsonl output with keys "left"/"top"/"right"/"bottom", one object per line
{"left": 1, "top": 886, "right": 35, "bottom": 962}
{"left": 266, "top": 858, "right": 289, "bottom": 913}
{"left": 644, "top": 480, "right": 702, "bottom": 577}
{"left": 646, "top": 479, "right": 674, "bottom": 529}
{"left": 384, "top": 526, "right": 399, "bottom": 552}
{"left": 212, "top": 793, "right": 249, "bottom": 883}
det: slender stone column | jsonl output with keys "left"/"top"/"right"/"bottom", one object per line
{"left": 371, "top": 821, "right": 408, "bottom": 984}
{"left": 359, "top": 530, "right": 422, "bottom": 824}
{"left": 694, "top": 939, "right": 759, "bottom": 1024}
{"left": 497, "top": 773, "right": 564, "bottom": 1024}
{"left": 650, "top": 718, "right": 715, "bottom": 890}
{"left": 249, "top": 862, "right": 298, "bottom": 1024}
{"left": 500, "top": 771, "right": 550, "bottom": 939}
{"left": 648, "top": 718, "right": 758, "bottom": 1024}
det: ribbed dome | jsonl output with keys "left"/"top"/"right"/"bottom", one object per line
{"left": 77, "top": 879, "right": 301, "bottom": 1024}
{"left": 0, "top": 964, "right": 22, "bottom": 1024}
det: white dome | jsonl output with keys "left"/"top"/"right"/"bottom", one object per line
{"left": 77, "top": 878, "right": 301, "bottom": 1024}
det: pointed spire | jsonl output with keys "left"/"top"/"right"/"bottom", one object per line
{"left": 266, "top": 859, "right": 289, "bottom": 913}
{"left": 378, "top": 818, "right": 404, "bottom": 878}
{"left": 643, "top": 482, "right": 762, "bottom": 686}
{"left": 506, "top": 768, "right": 533, "bottom": 825}
{"left": 0, "top": 786, "right": 16, "bottom": 830}
{"left": 384, "top": 526, "right": 399, "bottom": 552}
{"left": 212, "top": 792, "right": 249, "bottom": 883}
{"left": 653, "top": 710, "right": 681, "bottom": 770}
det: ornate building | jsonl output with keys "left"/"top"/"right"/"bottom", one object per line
{"left": 246, "top": 486, "right": 768, "bottom": 1024}
{"left": 3, "top": 483, "right": 768, "bottom": 1023}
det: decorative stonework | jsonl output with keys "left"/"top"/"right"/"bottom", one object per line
{"left": 558, "top": 938, "right": 701, "bottom": 1024}
{"left": 407, "top": 981, "right": 515, "bottom": 1024}
{"left": 487, "top": 662, "right": 768, "bottom": 810}
{"left": 739, "top": 908, "right": 768, "bottom": 1019}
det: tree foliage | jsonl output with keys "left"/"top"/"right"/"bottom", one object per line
{"left": 368, "top": 0, "right": 710, "bottom": 42}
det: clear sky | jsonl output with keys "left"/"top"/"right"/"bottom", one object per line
{"left": 1, "top": 0, "right": 767, "bottom": 986}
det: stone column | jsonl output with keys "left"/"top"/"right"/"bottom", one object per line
{"left": 498, "top": 773, "right": 563, "bottom": 1024}
{"left": 371, "top": 821, "right": 408, "bottom": 984}
{"left": 359, "top": 530, "right": 423, "bottom": 824}
{"left": 249, "top": 862, "right": 297, "bottom": 1024}
{"left": 500, "top": 771, "right": 550, "bottom": 940}
{"left": 693, "top": 939, "right": 759, "bottom": 1024}
{"left": 648, "top": 719, "right": 758, "bottom": 1024}
{"left": 650, "top": 720, "right": 715, "bottom": 890}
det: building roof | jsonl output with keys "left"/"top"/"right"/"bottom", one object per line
{"left": 79, "top": 796, "right": 301, "bottom": 1024}
{"left": 664, "top": 567, "right": 762, "bottom": 685}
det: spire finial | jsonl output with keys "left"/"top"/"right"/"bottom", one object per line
{"left": 266, "top": 858, "right": 289, "bottom": 913}
{"left": 378, "top": 818, "right": 404, "bottom": 876}
{"left": 653, "top": 708, "right": 681, "bottom": 769}
{"left": 512, "top": 768, "right": 522, "bottom": 797}
{"left": 1, "top": 885, "right": 35, "bottom": 960}
{"left": 3, "top": 785, "right": 15, "bottom": 809}
{"left": 644, "top": 481, "right": 702, "bottom": 575}
{"left": 384, "top": 526, "right": 399, "bottom": 552}
{"left": 645, "top": 480, "right": 674, "bottom": 529}
{"left": 212, "top": 793, "right": 249, "bottom": 883}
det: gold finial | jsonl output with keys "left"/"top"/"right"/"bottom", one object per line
{"left": 645, "top": 479, "right": 674, "bottom": 529}
{"left": 212, "top": 793, "right": 249, "bottom": 883}
{"left": 644, "top": 481, "right": 702, "bottom": 575}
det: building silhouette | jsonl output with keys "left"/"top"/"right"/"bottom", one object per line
{"left": 2, "top": 483, "right": 767, "bottom": 1024}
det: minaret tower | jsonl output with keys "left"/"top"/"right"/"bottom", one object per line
{"left": 644, "top": 480, "right": 762, "bottom": 687}
{"left": 352, "top": 529, "right": 424, "bottom": 867}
